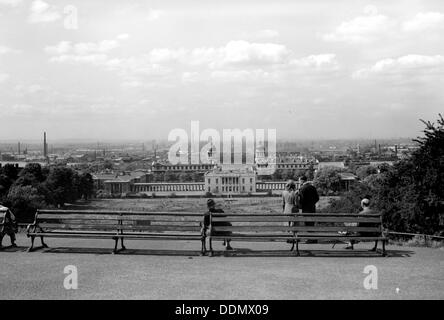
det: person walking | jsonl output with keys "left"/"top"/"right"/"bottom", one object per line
{"left": 0, "top": 206, "right": 18, "bottom": 248}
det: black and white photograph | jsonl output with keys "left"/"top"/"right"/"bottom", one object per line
{"left": 0, "top": 0, "right": 443, "bottom": 306}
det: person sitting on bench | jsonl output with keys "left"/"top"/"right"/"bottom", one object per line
{"left": 204, "top": 199, "right": 233, "bottom": 251}
{"left": 345, "top": 198, "right": 379, "bottom": 251}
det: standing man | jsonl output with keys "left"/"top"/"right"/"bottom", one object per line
{"left": 298, "top": 176, "right": 319, "bottom": 244}
{"left": 298, "top": 176, "right": 319, "bottom": 214}
{"left": 0, "top": 206, "right": 18, "bottom": 248}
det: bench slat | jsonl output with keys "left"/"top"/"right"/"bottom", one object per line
{"left": 27, "top": 232, "right": 119, "bottom": 239}
{"left": 38, "top": 210, "right": 202, "bottom": 217}
{"left": 119, "top": 215, "right": 204, "bottom": 222}
{"left": 37, "top": 214, "right": 122, "bottom": 220}
{"left": 211, "top": 217, "right": 381, "bottom": 223}
{"left": 38, "top": 223, "right": 120, "bottom": 230}
{"left": 213, "top": 226, "right": 381, "bottom": 232}
{"left": 37, "top": 223, "right": 201, "bottom": 232}
{"left": 296, "top": 236, "right": 386, "bottom": 241}
{"left": 211, "top": 236, "right": 294, "bottom": 241}
{"left": 210, "top": 213, "right": 381, "bottom": 217}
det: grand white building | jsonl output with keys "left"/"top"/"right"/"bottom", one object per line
{"left": 204, "top": 168, "right": 256, "bottom": 194}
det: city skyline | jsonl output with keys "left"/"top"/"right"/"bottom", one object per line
{"left": 1, "top": 0, "right": 443, "bottom": 140}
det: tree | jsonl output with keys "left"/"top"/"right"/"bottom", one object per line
{"left": 77, "top": 173, "right": 94, "bottom": 200}
{"left": 323, "top": 115, "right": 444, "bottom": 235}
{"left": 43, "top": 167, "right": 79, "bottom": 206}
{"left": 356, "top": 165, "right": 378, "bottom": 180}
{"left": 6, "top": 185, "right": 46, "bottom": 222}
{"left": 13, "top": 163, "right": 47, "bottom": 187}
{"left": 0, "top": 164, "right": 19, "bottom": 197}
{"left": 313, "top": 166, "right": 344, "bottom": 195}
{"left": 305, "top": 164, "right": 315, "bottom": 181}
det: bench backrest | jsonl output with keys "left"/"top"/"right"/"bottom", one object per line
{"left": 34, "top": 210, "right": 204, "bottom": 233}
{"left": 210, "top": 213, "right": 299, "bottom": 234}
{"left": 294, "top": 213, "right": 383, "bottom": 235}
{"left": 0, "top": 210, "right": 5, "bottom": 226}
{"left": 210, "top": 213, "right": 383, "bottom": 235}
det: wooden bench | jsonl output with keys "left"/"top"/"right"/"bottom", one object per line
{"left": 207, "top": 212, "right": 387, "bottom": 256}
{"left": 26, "top": 209, "right": 206, "bottom": 254}
{"left": 293, "top": 213, "right": 387, "bottom": 256}
{"left": 207, "top": 213, "right": 297, "bottom": 256}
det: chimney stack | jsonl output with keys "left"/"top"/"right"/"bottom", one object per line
{"left": 43, "top": 132, "right": 48, "bottom": 159}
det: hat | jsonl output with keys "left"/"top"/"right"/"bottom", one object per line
{"left": 285, "top": 180, "right": 295, "bottom": 190}
{"left": 207, "top": 199, "right": 215, "bottom": 206}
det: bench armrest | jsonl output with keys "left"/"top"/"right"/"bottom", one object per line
{"left": 26, "top": 223, "right": 37, "bottom": 234}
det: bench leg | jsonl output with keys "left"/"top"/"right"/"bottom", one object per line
{"left": 296, "top": 240, "right": 300, "bottom": 256}
{"left": 200, "top": 238, "right": 206, "bottom": 256}
{"left": 208, "top": 238, "right": 213, "bottom": 257}
{"left": 382, "top": 240, "right": 387, "bottom": 257}
{"left": 112, "top": 238, "right": 119, "bottom": 254}
{"left": 290, "top": 240, "right": 295, "bottom": 251}
{"left": 27, "top": 236, "right": 35, "bottom": 252}
{"left": 41, "top": 236, "right": 48, "bottom": 248}
{"left": 120, "top": 238, "right": 126, "bottom": 250}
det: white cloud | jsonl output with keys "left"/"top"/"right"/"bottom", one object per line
{"left": 217, "top": 40, "right": 289, "bottom": 66}
{"left": 0, "top": 45, "right": 20, "bottom": 54}
{"left": 353, "top": 54, "right": 444, "bottom": 78}
{"left": 147, "top": 9, "right": 163, "bottom": 21}
{"left": 402, "top": 12, "right": 444, "bottom": 32}
{"left": 146, "top": 41, "right": 291, "bottom": 67}
{"left": 322, "top": 5, "right": 394, "bottom": 43}
{"left": 0, "top": 73, "right": 10, "bottom": 82}
{"left": 181, "top": 71, "right": 199, "bottom": 83}
{"left": 28, "top": 0, "right": 61, "bottom": 23}
{"left": 0, "top": 0, "right": 22, "bottom": 7}
{"left": 242, "top": 29, "right": 280, "bottom": 40}
{"left": 290, "top": 54, "right": 338, "bottom": 70}
{"left": 210, "top": 69, "right": 275, "bottom": 82}
{"left": 46, "top": 35, "right": 129, "bottom": 65}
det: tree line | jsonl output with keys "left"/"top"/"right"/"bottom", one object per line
{"left": 318, "top": 115, "right": 443, "bottom": 235}
{"left": 0, "top": 164, "right": 94, "bottom": 222}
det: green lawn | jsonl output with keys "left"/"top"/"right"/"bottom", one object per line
{"left": 69, "top": 196, "right": 334, "bottom": 214}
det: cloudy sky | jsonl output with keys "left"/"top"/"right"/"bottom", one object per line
{"left": 0, "top": 0, "right": 443, "bottom": 141}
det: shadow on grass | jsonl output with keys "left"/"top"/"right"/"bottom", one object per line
{"left": 0, "top": 245, "right": 31, "bottom": 252}
{"left": 212, "top": 248, "right": 414, "bottom": 258}
{"left": 25, "top": 246, "right": 204, "bottom": 256}
{"left": 1, "top": 245, "right": 414, "bottom": 258}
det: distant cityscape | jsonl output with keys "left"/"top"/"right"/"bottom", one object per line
{"left": 0, "top": 132, "right": 420, "bottom": 197}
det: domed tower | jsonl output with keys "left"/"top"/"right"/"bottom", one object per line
{"left": 255, "top": 141, "right": 266, "bottom": 164}
{"left": 207, "top": 142, "right": 217, "bottom": 164}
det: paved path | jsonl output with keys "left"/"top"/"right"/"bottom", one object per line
{"left": 1, "top": 234, "right": 443, "bottom": 299}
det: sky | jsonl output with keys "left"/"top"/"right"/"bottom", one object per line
{"left": 0, "top": 0, "right": 443, "bottom": 141}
